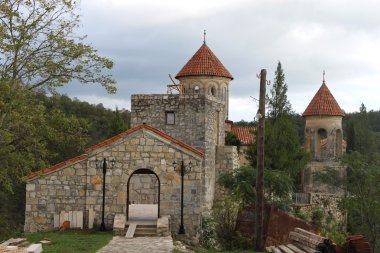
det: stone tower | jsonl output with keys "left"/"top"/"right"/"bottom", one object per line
{"left": 302, "top": 79, "right": 345, "bottom": 193}
{"left": 175, "top": 42, "right": 233, "bottom": 120}
{"left": 303, "top": 81, "right": 345, "bottom": 160}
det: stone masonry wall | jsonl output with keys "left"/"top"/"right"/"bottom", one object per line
{"left": 214, "top": 146, "right": 239, "bottom": 201}
{"left": 129, "top": 174, "right": 159, "bottom": 204}
{"left": 25, "top": 128, "right": 203, "bottom": 239}
{"left": 131, "top": 94, "right": 226, "bottom": 212}
{"left": 25, "top": 161, "right": 87, "bottom": 232}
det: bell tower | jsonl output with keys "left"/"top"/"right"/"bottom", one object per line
{"left": 175, "top": 41, "right": 233, "bottom": 120}
{"left": 303, "top": 80, "right": 345, "bottom": 160}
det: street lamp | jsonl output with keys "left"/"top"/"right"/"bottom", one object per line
{"left": 173, "top": 160, "right": 192, "bottom": 234}
{"left": 95, "top": 158, "right": 116, "bottom": 231}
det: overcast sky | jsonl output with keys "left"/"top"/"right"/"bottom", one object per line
{"left": 58, "top": 0, "right": 380, "bottom": 122}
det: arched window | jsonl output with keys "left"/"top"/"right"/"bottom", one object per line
{"left": 194, "top": 85, "right": 200, "bottom": 94}
{"left": 211, "top": 86, "right": 216, "bottom": 96}
{"left": 222, "top": 87, "right": 226, "bottom": 100}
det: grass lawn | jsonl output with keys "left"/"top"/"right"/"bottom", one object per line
{"left": 26, "top": 229, "right": 113, "bottom": 253}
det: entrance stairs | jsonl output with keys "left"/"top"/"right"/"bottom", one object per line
{"left": 125, "top": 222, "right": 157, "bottom": 238}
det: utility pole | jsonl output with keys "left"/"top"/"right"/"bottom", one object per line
{"left": 255, "top": 69, "right": 266, "bottom": 251}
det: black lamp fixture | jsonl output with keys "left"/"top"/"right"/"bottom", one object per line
{"left": 95, "top": 157, "right": 116, "bottom": 231}
{"left": 173, "top": 160, "right": 192, "bottom": 234}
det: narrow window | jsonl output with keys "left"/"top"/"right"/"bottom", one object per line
{"left": 211, "top": 86, "right": 216, "bottom": 96}
{"left": 166, "top": 111, "right": 175, "bottom": 125}
{"left": 194, "top": 85, "right": 200, "bottom": 94}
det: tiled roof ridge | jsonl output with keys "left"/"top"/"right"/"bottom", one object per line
{"left": 26, "top": 154, "right": 88, "bottom": 180}
{"left": 303, "top": 83, "right": 345, "bottom": 117}
{"left": 27, "top": 124, "right": 204, "bottom": 180}
{"left": 175, "top": 43, "right": 233, "bottom": 80}
{"left": 231, "top": 125, "right": 256, "bottom": 145}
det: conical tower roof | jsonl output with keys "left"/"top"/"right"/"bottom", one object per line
{"left": 175, "top": 43, "right": 233, "bottom": 80}
{"left": 303, "top": 82, "right": 344, "bottom": 117}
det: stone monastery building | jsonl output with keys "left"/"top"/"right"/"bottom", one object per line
{"left": 25, "top": 41, "right": 239, "bottom": 239}
{"left": 24, "top": 40, "right": 346, "bottom": 238}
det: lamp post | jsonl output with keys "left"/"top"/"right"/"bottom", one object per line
{"left": 173, "top": 160, "right": 192, "bottom": 234}
{"left": 95, "top": 158, "right": 116, "bottom": 231}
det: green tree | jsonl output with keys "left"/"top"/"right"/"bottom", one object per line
{"left": 314, "top": 152, "right": 380, "bottom": 252}
{"left": 0, "top": 80, "right": 49, "bottom": 193}
{"left": 0, "top": 0, "right": 115, "bottom": 92}
{"left": 219, "top": 166, "right": 293, "bottom": 210}
{"left": 267, "top": 61, "right": 292, "bottom": 118}
{"left": 346, "top": 104, "right": 377, "bottom": 154}
{"left": 107, "top": 108, "right": 129, "bottom": 138}
{"left": 225, "top": 132, "right": 241, "bottom": 152}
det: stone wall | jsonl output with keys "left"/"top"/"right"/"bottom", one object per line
{"left": 25, "top": 161, "right": 87, "bottom": 232}
{"left": 129, "top": 174, "right": 159, "bottom": 204}
{"left": 214, "top": 146, "right": 239, "bottom": 201}
{"left": 25, "top": 128, "right": 204, "bottom": 238}
{"left": 302, "top": 161, "right": 345, "bottom": 194}
{"left": 131, "top": 94, "right": 226, "bottom": 212}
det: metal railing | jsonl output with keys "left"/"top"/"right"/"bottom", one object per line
{"left": 292, "top": 193, "right": 311, "bottom": 205}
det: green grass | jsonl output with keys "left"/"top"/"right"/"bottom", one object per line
{"left": 26, "top": 229, "right": 113, "bottom": 253}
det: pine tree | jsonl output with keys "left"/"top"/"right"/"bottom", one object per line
{"left": 267, "top": 61, "right": 292, "bottom": 118}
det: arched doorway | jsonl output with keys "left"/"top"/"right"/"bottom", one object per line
{"left": 127, "top": 169, "right": 160, "bottom": 221}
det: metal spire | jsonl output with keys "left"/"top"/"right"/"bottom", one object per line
{"left": 323, "top": 70, "right": 326, "bottom": 84}
{"left": 203, "top": 29, "right": 206, "bottom": 44}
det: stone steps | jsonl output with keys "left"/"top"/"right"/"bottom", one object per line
{"left": 125, "top": 224, "right": 157, "bottom": 238}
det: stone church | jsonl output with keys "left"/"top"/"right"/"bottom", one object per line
{"left": 24, "top": 41, "right": 239, "bottom": 239}
{"left": 24, "top": 39, "right": 347, "bottom": 238}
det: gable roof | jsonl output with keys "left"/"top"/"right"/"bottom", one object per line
{"left": 175, "top": 43, "right": 233, "bottom": 80}
{"left": 231, "top": 126, "right": 256, "bottom": 145}
{"left": 303, "top": 83, "right": 344, "bottom": 117}
{"left": 27, "top": 123, "right": 204, "bottom": 180}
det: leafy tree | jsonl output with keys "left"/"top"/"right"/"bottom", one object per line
{"left": 346, "top": 104, "right": 377, "bottom": 154}
{"left": 0, "top": 80, "right": 49, "bottom": 193}
{"left": 107, "top": 108, "right": 129, "bottom": 138}
{"left": 0, "top": 0, "right": 115, "bottom": 92}
{"left": 219, "top": 166, "right": 293, "bottom": 210}
{"left": 266, "top": 61, "right": 292, "bottom": 118}
{"left": 246, "top": 116, "right": 309, "bottom": 190}
{"left": 225, "top": 132, "right": 241, "bottom": 152}
{"left": 314, "top": 152, "right": 380, "bottom": 252}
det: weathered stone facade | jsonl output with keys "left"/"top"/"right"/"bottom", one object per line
{"left": 25, "top": 42, "right": 239, "bottom": 240}
{"left": 25, "top": 126, "right": 204, "bottom": 237}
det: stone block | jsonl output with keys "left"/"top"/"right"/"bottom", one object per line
{"left": 117, "top": 192, "right": 126, "bottom": 205}
{"left": 63, "top": 167, "right": 75, "bottom": 176}
{"left": 27, "top": 243, "right": 42, "bottom": 253}
{"left": 76, "top": 168, "right": 86, "bottom": 176}
{"left": 26, "top": 184, "right": 35, "bottom": 191}
{"left": 34, "top": 216, "right": 47, "bottom": 225}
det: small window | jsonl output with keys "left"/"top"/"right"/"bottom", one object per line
{"left": 166, "top": 111, "right": 175, "bottom": 125}
{"left": 194, "top": 85, "right": 200, "bottom": 94}
{"left": 211, "top": 86, "right": 216, "bottom": 96}
{"left": 222, "top": 87, "right": 226, "bottom": 99}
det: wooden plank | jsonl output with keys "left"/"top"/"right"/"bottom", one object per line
{"left": 292, "top": 242, "right": 321, "bottom": 253}
{"left": 88, "top": 207, "right": 94, "bottom": 229}
{"left": 60, "top": 211, "right": 65, "bottom": 226}
{"left": 68, "top": 211, "right": 73, "bottom": 228}
{"left": 271, "top": 247, "right": 282, "bottom": 253}
{"left": 289, "top": 231, "right": 321, "bottom": 249}
{"left": 72, "top": 211, "right": 77, "bottom": 228}
{"left": 54, "top": 214, "right": 60, "bottom": 228}
{"left": 287, "top": 243, "right": 307, "bottom": 253}
{"left": 278, "top": 245, "right": 295, "bottom": 253}
{"left": 125, "top": 223, "right": 137, "bottom": 238}
{"left": 77, "top": 211, "right": 83, "bottom": 229}
{"left": 294, "top": 228, "right": 324, "bottom": 242}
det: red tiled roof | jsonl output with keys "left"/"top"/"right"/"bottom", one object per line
{"left": 231, "top": 126, "right": 256, "bottom": 145}
{"left": 303, "top": 83, "right": 344, "bottom": 117}
{"left": 27, "top": 154, "right": 88, "bottom": 180}
{"left": 27, "top": 124, "right": 204, "bottom": 180}
{"left": 175, "top": 43, "right": 233, "bottom": 80}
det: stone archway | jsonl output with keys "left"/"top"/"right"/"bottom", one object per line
{"left": 127, "top": 169, "right": 160, "bottom": 221}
